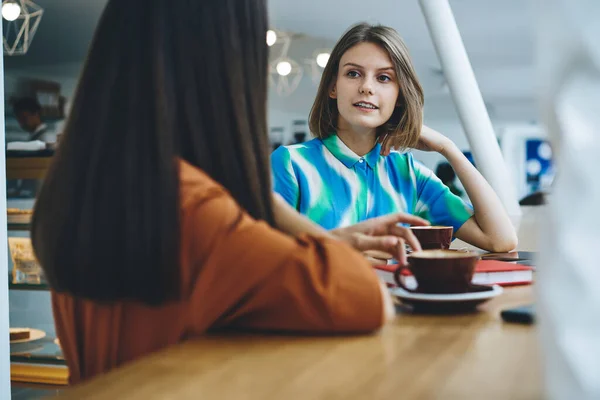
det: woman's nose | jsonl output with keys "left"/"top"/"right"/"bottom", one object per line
{"left": 359, "top": 79, "right": 374, "bottom": 95}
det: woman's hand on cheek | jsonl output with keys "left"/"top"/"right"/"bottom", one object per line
{"left": 378, "top": 133, "right": 393, "bottom": 156}
{"left": 414, "top": 125, "right": 454, "bottom": 154}
{"left": 379, "top": 125, "right": 456, "bottom": 156}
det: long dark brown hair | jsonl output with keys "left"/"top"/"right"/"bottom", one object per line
{"left": 309, "top": 23, "right": 424, "bottom": 150}
{"left": 31, "top": 0, "right": 273, "bottom": 306}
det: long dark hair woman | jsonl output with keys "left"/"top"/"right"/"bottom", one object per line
{"left": 31, "top": 0, "right": 425, "bottom": 383}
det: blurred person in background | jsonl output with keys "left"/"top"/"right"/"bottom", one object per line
{"left": 435, "top": 162, "right": 464, "bottom": 198}
{"left": 13, "top": 97, "right": 50, "bottom": 142}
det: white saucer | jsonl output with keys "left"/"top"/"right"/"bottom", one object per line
{"left": 391, "top": 285, "right": 503, "bottom": 312}
{"left": 391, "top": 285, "right": 503, "bottom": 301}
{"left": 9, "top": 328, "right": 46, "bottom": 344}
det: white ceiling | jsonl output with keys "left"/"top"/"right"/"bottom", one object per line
{"left": 269, "top": 0, "right": 534, "bottom": 67}
{"left": 3, "top": 0, "right": 537, "bottom": 121}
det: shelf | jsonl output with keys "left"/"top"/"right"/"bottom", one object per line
{"left": 11, "top": 356, "right": 65, "bottom": 366}
{"left": 10, "top": 334, "right": 67, "bottom": 386}
{"left": 5, "top": 114, "right": 65, "bottom": 123}
{"left": 8, "top": 223, "right": 31, "bottom": 231}
{"left": 8, "top": 273, "right": 49, "bottom": 291}
{"left": 6, "top": 150, "right": 54, "bottom": 158}
{"left": 9, "top": 281, "right": 50, "bottom": 291}
{"left": 10, "top": 336, "right": 65, "bottom": 366}
{"left": 11, "top": 362, "right": 68, "bottom": 386}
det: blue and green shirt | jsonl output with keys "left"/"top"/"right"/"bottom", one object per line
{"left": 271, "top": 134, "right": 473, "bottom": 231}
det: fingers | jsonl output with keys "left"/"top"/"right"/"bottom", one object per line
{"left": 380, "top": 142, "right": 391, "bottom": 156}
{"left": 364, "top": 254, "right": 387, "bottom": 267}
{"left": 359, "top": 236, "right": 409, "bottom": 266}
{"left": 363, "top": 250, "right": 394, "bottom": 260}
{"left": 348, "top": 215, "right": 426, "bottom": 255}
{"left": 378, "top": 134, "right": 392, "bottom": 156}
{"left": 362, "top": 213, "right": 429, "bottom": 232}
{"left": 345, "top": 215, "right": 429, "bottom": 266}
{"left": 353, "top": 234, "right": 413, "bottom": 267}
{"left": 353, "top": 233, "right": 398, "bottom": 254}
{"left": 388, "top": 225, "right": 422, "bottom": 253}
{"left": 364, "top": 255, "right": 390, "bottom": 266}
{"left": 395, "top": 238, "right": 407, "bottom": 266}
{"left": 387, "top": 213, "right": 429, "bottom": 227}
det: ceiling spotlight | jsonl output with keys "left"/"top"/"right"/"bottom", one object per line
{"left": 2, "top": 1, "right": 21, "bottom": 21}
{"left": 276, "top": 61, "right": 292, "bottom": 76}
{"left": 316, "top": 52, "right": 330, "bottom": 68}
{"left": 266, "top": 29, "right": 277, "bottom": 47}
{"left": 3, "top": 0, "right": 44, "bottom": 55}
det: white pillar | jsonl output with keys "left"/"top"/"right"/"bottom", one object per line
{"left": 0, "top": 23, "right": 12, "bottom": 399}
{"left": 418, "top": 0, "right": 521, "bottom": 218}
{"left": 537, "top": 1, "right": 600, "bottom": 399}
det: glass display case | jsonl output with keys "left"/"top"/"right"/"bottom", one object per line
{"left": 6, "top": 154, "right": 68, "bottom": 397}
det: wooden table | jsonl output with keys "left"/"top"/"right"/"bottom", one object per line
{"left": 55, "top": 286, "right": 540, "bottom": 399}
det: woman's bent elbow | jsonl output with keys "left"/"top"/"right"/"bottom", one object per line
{"left": 489, "top": 234, "right": 518, "bottom": 253}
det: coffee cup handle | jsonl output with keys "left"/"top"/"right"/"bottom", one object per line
{"left": 393, "top": 265, "right": 417, "bottom": 293}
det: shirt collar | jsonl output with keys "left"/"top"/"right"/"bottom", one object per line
{"left": 321, "top": 134, "right": 382, "bottom": 169}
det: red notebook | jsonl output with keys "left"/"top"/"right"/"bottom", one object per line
{"left": 374, "top": 259, "right": 534, "bottom": 288}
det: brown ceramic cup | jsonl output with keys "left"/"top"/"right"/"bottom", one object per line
{"left": 410, "top": 226, "right": 453, "bottom": 250}
{"left": 393, "top": 249, "right": 480, "bottom": 294}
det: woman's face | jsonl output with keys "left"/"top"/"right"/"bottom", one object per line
{"left": 330, "top": 42, "right": 400, "bottom": 136}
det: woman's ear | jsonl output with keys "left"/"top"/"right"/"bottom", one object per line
{"left": 329, "top": 84, "right": 337, "bottom": 99}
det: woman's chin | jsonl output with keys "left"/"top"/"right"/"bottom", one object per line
{"left": 351, "top": 119, "right": 384, "bottom": 131}
{"left": 338, "top": 113, "right": 388, "bottom": 133}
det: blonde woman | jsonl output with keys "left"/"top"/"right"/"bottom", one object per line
{"left": 271, "top": 23, "right": 516, "bottom": 253}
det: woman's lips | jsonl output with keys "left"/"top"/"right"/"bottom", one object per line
{"left": 353, "top": 101, "right": 379, "bottom": 112}
{"left": 353, "top": 103, "right": 378, "bottom": 112}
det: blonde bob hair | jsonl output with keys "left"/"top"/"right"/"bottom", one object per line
{"left": 308, "top": 23, "right": 424, "bottom": 150}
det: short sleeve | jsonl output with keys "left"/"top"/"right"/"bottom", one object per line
{"left": 410, "top": 155, "right": 474, "bottom": 235}
{"left": 182, "top": 186, "right": 383, "bottom": 334}
{"left": 270, "top": 146, "right": 300, "bottom": 208}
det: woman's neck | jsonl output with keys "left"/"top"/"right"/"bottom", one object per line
{"left": 336, "top": 122, "right": 377, "bottom": 157}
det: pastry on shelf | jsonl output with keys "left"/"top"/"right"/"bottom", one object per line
{"left": 8, "top": 237, "right": 44, "bottom": 284}
{"left": 9, "top": 328, "right": 31, "bottom": 341}
{"left": 6, "top": 208, "right": 33, "bottom": 215}
{"left": 9, "top": 327, "right": 46, "bottom": 343}
{"left": 7, "top": 208, "right": 33, "bottom": 224}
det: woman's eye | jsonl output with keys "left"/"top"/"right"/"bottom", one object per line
{"left": 346, "top": 70, "right": 360, "bottom": 78}
{"left": 378, "top": 75, "right": 392, "bottom": 82}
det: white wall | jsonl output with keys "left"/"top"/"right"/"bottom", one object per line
{"left": 0, "top": 28, "right": 12, "bottom": 400}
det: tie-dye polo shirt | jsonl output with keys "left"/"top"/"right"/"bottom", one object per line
{"left": 271, "top": 134, "right": 474, "bottom": 231}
